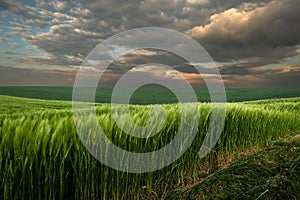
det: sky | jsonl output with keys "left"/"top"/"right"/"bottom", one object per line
{"left": 0, "top": 0, "right": 300, "bottom": 88}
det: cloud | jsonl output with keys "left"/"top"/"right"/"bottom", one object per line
{"left": 8, "top": 21, "right": 32, "bottom": 36}
{"left": 0, "top": 38, "right": 6, "bottom": 43}
{"left": 187, "top": 0, "right": 210, "bottom": 5}
{"left": 110, "top": 49, "right": 187, "bottom": 71}
{"left": 186, "top": 0, "right": 300, "bottom": 62}
{"left": 0, "top": 65, "right": 76, "bottom": 86}
{"left": 221, "top": 65, "right": 300, "bottom": 88}
{"left": 25, "top": 46, "right": 34, "bottom": 52}
{"left": 25, "top": 19, "right": 49, "bottom": 28}
{"left": 2, "top": 50, "right": 26, "bottom": 55}
{"left": 22, "top": 24, "right": 101, "bottom": 65}
{"left": 53, "top": 1, "right": 68, "bottom": 11}
{"left": 69, "top": 7, "right": 91, "bottom": 17}
{"left": 77, "top": 0, "right": 225, "bottom": 33}
{"left": 0, "top": 0, "right": 299, "bottom": 88}
{"left": 112, "top": 61, "right": 300, "bottom": 88}
{"left": 12, "top": 53, "right": 83, "bottom": 66}
{"left": 0, "top": 0, "right": 10, "bottom": 10}
{"left": 2, "top": 0, "right": 278, "bottom": 68}
{"left": 8, "top": 42, "right": 19, "bottom": 48}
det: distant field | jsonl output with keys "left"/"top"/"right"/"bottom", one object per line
{"left": 0, "top": 86, "right": 300, "bottom": 104}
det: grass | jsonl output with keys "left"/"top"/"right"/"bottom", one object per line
{"left": 0, "top": 95, "right": 299, "bottom": 199}
{"left": 167, "top": 134, "right": 300, "bottom": 200}
{"left": 0, "top": 95, "right": 71, "bottom": 113}
{"left": 0, "top": 86, "right": 300, "bottom": 104}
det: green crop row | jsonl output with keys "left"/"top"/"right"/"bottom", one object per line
{"left": 0, "top": 96, "right": 300, "bottom": 199}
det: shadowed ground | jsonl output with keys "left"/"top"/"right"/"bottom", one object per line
{"left": 166, "top": 134, "right": 300, "bottom": 200}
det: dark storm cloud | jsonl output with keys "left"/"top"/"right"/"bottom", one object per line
{"left": 186, "top": 0, "right": 300, "bottom": 63}
{"left": 4, "top": 0, "right": 272, "bottom": 66}
{"left": 0, "top": 0, "right": 299, "bottom": 88}
{"left": 22, "top": 24, "right": 101, "bottom": 65}
{"left": 1, "top": 0, "right": 286, "bottom": 67}
{"left": 77, "top": 0, "right": 246, "bottom": 33}
{"left": 0, "top": 0, "right": 10, "bottom": 10}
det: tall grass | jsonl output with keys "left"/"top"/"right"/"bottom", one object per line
{"left": 0, "top": 96, "right": 300, "bottom": 199}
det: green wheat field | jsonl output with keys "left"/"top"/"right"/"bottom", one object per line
{"left": 0, "top": 87, "right": 300, "bottom": 199}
